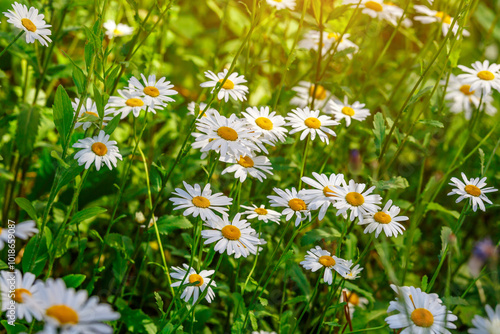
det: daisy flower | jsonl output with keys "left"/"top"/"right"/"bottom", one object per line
{"left": 107, "top": 90, "right": 147, "bottom": 119}
{"left": 103, "top": 20, "right": 133, "bottom": 39}
{"left": 127, "top": 74, "right": 177, "bottom": 109}
{"left": 442, "top": 74, "right": 497, "bottom": 120}
{"left": 0, "top": 270, "right": 44, "bottom": 322}
{"left": 268, "top": 187, "right": 311, "bottom": 226}
{"left": 0, "top": 220, "right": 38, "bottom": 250}
{"left": 333, "top": 179, "right": 382, "bottom": 222}
{"left": 242, "top": 106, "right": 288, "bottom": 145}
{"left": 285, "top": 107, "right": 338, "bottom": 144}
{"left": 241, "top": 204, "right": 282, "bottom": 223}
{"left": 342, "top": 260, "right": 364, "bottom": 280}
{"left": 290, "top": 81, "right": 333, "bottom": 109}
{"left": 3, "top": 2, "right": 52, "bottom": 46}
{"left": 266, "top": 0, "right": 295, "bottom": 10}
{"left": 447, "top": 173, "right": 497, "bottom": 212}
{"left": 72, "top": 98, "right": 114, "bottom": 130}
{"left": 359, "top": 200, "right": 408, "bottom": 238}
{"left": 342, "top": 0, "right": 404, "bottom": 26}
{"left": 301, "top": 172, "right": 346, "bottom": 220}
{"left": 385, "top": 284, "right": 457, "bottom": 333}
{"left": 326, "top": 96, "right": 371, "bottom": 127}
{"left": 170, "top": 182, "right": 232, "bottom": 222}
{"left": 187, "top": 102, "right": 217, "bottom": 118}
{"left": 469, "top": 304, "right": 500, "bottom": 334}
{"left": 341, "top": 289, "right": 369, "bottom": 318}
{"left": 200, "top": 69, "right": 248, "bottom": 102}
{"left": 457, "top": 60, "right": 500, "bottom": 95}
{"left": 191, "top": 110, "right": 259, "bottom": 157}
{"left": 300, "top": 246, "right": 350, "bottom": 284}
{"left": 201, "top": 213, "right": 263, "bottom": 259}
{"left": 72, "top": 130, "right": 122, "bottom": 171}
{"left": 170, "top": 264, "right": 217, "bottom": 305}
{"left": 220, "top": 154, "right": 273, "bottom": 183}
{"left": 34, "top": 278, "right": 120, "bottom": 333}
{"left": 414, "top": 5, "right": 470, "bottom": 37}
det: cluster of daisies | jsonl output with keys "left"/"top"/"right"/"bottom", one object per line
{"left": 0, "top": 270, "right": 119, "bottom": 333}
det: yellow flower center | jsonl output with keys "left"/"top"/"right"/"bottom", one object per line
{"left": 411, "top": 308, "right": 434, "bottom": 328}
{"left": 304, "top": 117, "right": 321, "bottom": 129}
{"left": 288, "top": 198, "right": 307, "bottom": 211}
{"left": 464, "top": 184, "right": 481, "bottom": 197}
{"left": 113, "top": 29, "right": 122, "bottom": 35}
{"left": 347, "top": 292, "right": 360, "bottom": 306}
{"left": 21, "top": 18, "right": 37, "bottom": 32}
{"left": 221, "top": 225, "right": 241, "bottom": 240}
{"left": 341, "top": 106, "right": 355, "bottom": 116}
{"left": 309, "top": 85, "right": 327, "bottom": 100}
{"left": 327, "top": 32, "right": 343, "bottom": 42}
{"left": 345, "top": 192, "right": 365, "bottom": 206}
{"left": 91, "top": 142, "right": 108, "bottom": 156}
{"left": 85, "top": 111, "right": 99, "bottom": 117}
{"left": 238, "top": 156, "right": 254, "bottom": 168}
{"left": 192, "top": 196, "right": 211, "bottom": 208}
{"left": 477, "top": 70, "right": 495, "bottom": 81}
{"left": 323, "top": 186, "right": 336, "bottom": 197}
{"left": 143, "top": 86, "right": 160, "bottom": 97}
{"left": 365, "top": 1, "right": 383, "bottom": 12}
{"left": 254, "top": 207, "right": 268, "bottom": 215}
{"left": 46, "top": 305, "right": 79, "bottom": 325}
{"left": 217, "top": 126, "right": 238, "bottom": 141}
{"left": 13, "top": 288, "right": 32, "bottom": 303}
{"left": 434, "top": 12, "right": 452, "bottom": 24}
{"left": 125, "top": 98, "right": 144, "bottom": 107}
{"left": 274, "top": 0, "right": 283, "bottom": 2}
{"left": 318, "top": 255, "right": 336, "bottom": 267}
{"left": 189, "top": 274, "right": 204, "bottom": 287}
{"left": 459, "top": 85, "right": 475, "bottom": 96}
{"left": 373, "top": 211, "right": 392, "bottom": 224}
{"left": 255, "top": 117, "right": 274, "bottom": 130}
{"left": 218, "top": 79, "right": 235, "bottom": 90}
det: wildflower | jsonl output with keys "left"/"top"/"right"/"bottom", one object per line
{"left": 342, "top": 0, "right": 405, "bottom": 26}
{"left": 72, "top": 98, "right": 114, "bottom": 130}
{"left": 359, "top": 200, "right": 408, "bottom": 238}
{"left": 3, "top": 2, "right": 52, "bottom": 46}
{"left": 201, "top": 213, "right": 263, "bottom": 258}
{"left": 301, "top": 172, "right": 346, "bottom": 220}
{"left": 169, "top": 181, "right": 232, "bottom": 222}
{"left": 341, "top": 288, "right": 369, "bottom": 318}
{"left": 200, "top": 69, "right": 248, "bottom": 102}
{"left": 73, "top": 131, "right": 122, "bottom": 171}
{"left": 103, "top": 20, "right": 133, "bottom": 39}
{"left": 107, "top": 90, "right": 148, "bottom": 119}
{"left": 242, "top": 106, "right": 288, "bottom": 145}
{"left": 326, "top": 96, "right": 370, "bottom": 127}
{"left": 447, "top": 172, "right": 497, "bottom": 212}
{"left": 0, "top": 270, "right": 43, "bottom": 322}
{"left": 268, "top": 187, "right": 311, "bottom": 226}
{"left": 290, "top": 81, "right": 333, "bottom": 108}
{"left": 333, "top": 179, "right": 382, "bottom": 222}
{"left": 299, "top": 31, "right": 358, "bottom": 57}
{"left": 0, "top": 220, "right": 38, "bottom": 250}
{"left": 266, "top": 0, "right": 295, "bottom": 10}
{"left": 187, "top": 102, "right": 217, "bottom": 118}
{"left": 285, "top": 107, "right": 338, "bottom": 144}
{"left": 457, "top": 60, "right": 500, "bottom": 95}
{"left": 220, "top": 154, "right": 273, "bottom": 183}
{"left": 241, "top": 204, "right": 282, "bottom": 224}
{"left": 171, "top": 264, "right": 217, "bottom": 305}
{"left": 300, "top": 246, "right": 350, "bottom": 284}
{"left": 342, "top": 260, "right": 364, "bottom": 280}
{"left": 414, "top": 5, "right": 470, "bottom": 37}
{"left": 127, "top": 74, "right": 177, "bottom": 109}
{"left": 469, "top": 304, "right": 500, "bottom": 334}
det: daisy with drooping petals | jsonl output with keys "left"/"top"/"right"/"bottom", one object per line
{"left": 326, "top": 96, "right": 371, "bottom": 127}
{"left": 266, "top": 0, "right": 295, "bottom": 10}
{"left": 298, "top": 31, "right": 358, "bottom": 57}
{"left": 342, "top": 260, "right": 364, "bottom": 280}
{"left": 242, "top": 106, "right": 288, "bottom": 145}
{"left": 220, "top": 154, "right": 273, "bottom": 183}
{"left": 107, "top": 90, "right": 147, "bottom": 119}
{"left": 300, "top": 246, "right": 350, "bottom": 285}
{"left": 3, "top": 2, "right": 52, "bottom": 46}
{"left": 341, "top": 289, "right": 369, "bottom": 318}
{"left": 333, "top": 179, "right": 382, "bottom": 222}
{"left": 359, "top": 200, "right": 408, "bottom": 238}
{"left": 200, "top": 69, "right": 248, "bottom": 102}
{"left": 241, "top": 204, "right": 281, "bottom": 224}
{"left": 414, "top": 5, "right": 470, "bottom": 37}
{"left": 385, "top": 284, "right": 457, "bottom": 333}
{"left": 0, "top": 220, "right": 39, "bottom": 250}
{"left": 191, "top": 110, "right": 259, "bottom": 157}
{"left": 301, "top": 172, "right": 346, "bottom": 220}
{"left": 72, "top": 98, "right": 114, "bottom": 130}
{"left": 268, "top": 187, "right": 311, "bottom": 226}
{"left": 103, "top": 20, "right": 133, "bottom": 39}
{"left": 457, "top": 61, "right": 500, "bottom": 95}
{"left": 201, "top": 213, "right": 263, "bottom": 258}
{"left": 290, "top": 81, "right": 333, "bottom": 109}
{"left": 169, "top": 181, "right": 232, "bottom": 222}
{"left": 342, "top": 0, "right": 404, "bottom": 26}
{"left": 73, "top": 131, "right": 122, "bottom": 171}
{"left": 285, "top": 107, "right": 338, "bottom": 144}
{"left": 447, "top": 173, "right": 497, "bottom": 212}
{"left": 469, "top": 304, "right": 500, "bottom": 334}
{"left": 187, "top": 102, "right": 217, "bottom": 118}
{"left": 170, "top": 264, "right": 217, "bottom": 305}
{"left": 128, "top": 74, "right": 177, "bottom": 109}
{"left": 34, "top": 278, "right": 120, "bottom": 334}
{"left": 0, "top": 270, "right": 43, "bottom": 322}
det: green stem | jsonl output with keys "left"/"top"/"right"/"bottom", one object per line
{"left": 291, "top": 270, "right": 323, "bottom": 334}
{"left": 0, "top": 31, "right": 24, "bottom": 58}
{"left": 298, "top": 136, "right": 310, "bottom": 190}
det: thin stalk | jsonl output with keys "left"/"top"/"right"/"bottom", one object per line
{"left": 298, "top": 136, "right": 310, "bottom": 189}
{"left": 0, "top": 31, "right": 24, "bottom": 58}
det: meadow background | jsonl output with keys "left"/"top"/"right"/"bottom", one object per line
{"left": 0, "top": 0, "right": 499, "bottom": 333}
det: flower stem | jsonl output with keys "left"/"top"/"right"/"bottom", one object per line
{"left": 0, "top": 31, "right": 24, "bottom": 59}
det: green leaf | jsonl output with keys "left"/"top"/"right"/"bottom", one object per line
{"left": 0, "top": 260, "right": 8, "bottom": 270}
{"left": 16, "top": 105, "right": 40, "bottom": 157}
{"left": 372, "top": 176, "right": 409, "bottom": 190}
{"left": 300, "top": 227, "right": 341, "bottom": 246}
{"left": 22, "top": 227, "right": 52, "bottom": 276}
{"left": 104, "top": 114, "right": 121, "bottom": 135}
{"left": 70, "top": 207, "right": 107, "bottom": 225}
{"left": 479, "top": 148, "right": 485, "bottom": 175}
{"left": 426, "top": 202, "right": 460, "bottom": 219}
{"left": 440, "top": 226, "right": 453, "bottom": 257}
{"left": 55, "top": 161, "right": 85, "bottom": 195}
{"left": 1, "top": 320, "right": 28, "bottom": 334}
{"left": 14, "top": 197, "right": 38, "bottom": 220}
{"left": 148, "top": 215, "right": 193, "bottom": 235}
{"left": 62, "top": 274, "right": 86, "bottom": 288}
{"left": 421, "top": 275, "right": 428, "bottom": 291}
{"left": 418, "top": 119, "right": 444, "bottom": 128}
{"left": 72, "top": 65, "right": 87, "bottom": 94}
{"left": 258, "top": 297, "right": 268, "bottom": 307}
{"left": 407, "top": 86, "right": 432, "bottom": 109}
{"left": 53, "top": 85, "right": 74, "bottom": 146}
{"left": 373, "top": 112, "right": 386, "bottom": 156}
{"left": 154, "top": 292, "right": 165, "bottom": 316}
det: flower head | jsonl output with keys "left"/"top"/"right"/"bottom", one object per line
{"left": 414, "top": 5, "right": 470, "bottom": 37}
{"left": 72, "top": 98, "right": 114, "bottom": 130}
{"left": 285, "top": 107, "right": 338, "bottom": 144}
{"left": 200, "top": 69, "right": 248, "bottom": 102}
{"left": 72, "top": 131, "right": 122, "bottom": 171}
{"left": 0, "top": 220, "right": 38, "bottom": 250}
{"left": 171, "top": 264, "right": 217, "bottom": 305}
{"left": 333, "top": 179, "right": 382, "bottom": 222}
{"left": 241, "top": 204, "right": 282, "bottom": 224}
{"left": 220, "top": 153, "right": 273, "bottom": 183}
{"left": 457, "top": 61, "right": 500, "bottom": 95}
{"left": 108, "top": 90, "right": 148, "bottom": 119}
{"left": 360, "top": 200, "right": 408, "bottom": 238}
{"left": 103, "top": 20, "right": 133, "bottom": 38}
{"left": 127, "top": 74, "right": 177, "bottom": 109}
{"left": 266, "top": 0, "right": 295, "bottom": 10}
{"left": 268, "top": 187, "right": 311, "bottom": 226}
{"left": 301, "top": 172, "right": 346, "bottom": 220}
{"left": 0, "top": 270, "right": 44, "bottom": 322}
{"left": 447, "top": 172, "right": 497, "bottom": 212}
{"left": 3, "top": 2, "right": 52, "bottom": 46}
{"left": 469, "top": 304, "right": 500, "bottom": 334}
{"left": 242, "top": 106, "right": 288, "bottom": 146}
{"left": 290, "top": 81, "right": 333, "bottom": 109}
{"left": 326, "top": 96, "right": 370, "bottom": 127}
{"left": 300, "top": 246, "right": 350, "bottom": 284}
